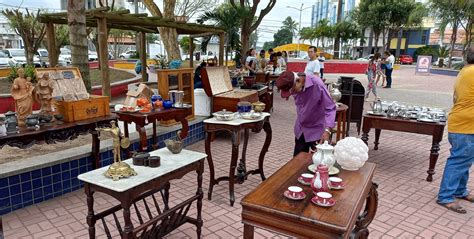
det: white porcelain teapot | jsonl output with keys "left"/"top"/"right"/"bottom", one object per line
{"left": 312, "top": 141, "right": 335, "bottom": 168}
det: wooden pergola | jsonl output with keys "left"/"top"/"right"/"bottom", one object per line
{"left": 38, "top": 7, "right": 225, "bottom": 97}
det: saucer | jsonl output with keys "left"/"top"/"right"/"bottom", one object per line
{"left": 329, "top": 183, "right": 346, "bottom": 190}
{"left": 308, "top": 165, "right": 340, "bottom": 175}
{"left": 297, "top": 176, "right": 311, "bottom": 186}
{"left": 311, "top": 196, "right": 336, "bottom": 207}
{"left": 283, "top": 190, "right": 306, "bottom": 200}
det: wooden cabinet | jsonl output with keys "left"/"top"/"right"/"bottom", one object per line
{"left": 157, "top": 68, "right": 194, "bottom": 125}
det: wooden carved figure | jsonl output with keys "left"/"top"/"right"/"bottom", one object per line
{"left": 11, "top": 68, "right": 34, "bottom": 126}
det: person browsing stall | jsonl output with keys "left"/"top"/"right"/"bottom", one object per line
{"left": 305, "top": 46, "right": 321, "bottom": 77}
{"left": 276, "top": 71, "right": 336, "bottom": 156}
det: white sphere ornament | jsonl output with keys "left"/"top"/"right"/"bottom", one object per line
{"left": 334, "top": 137, "right": 369, "bottom": 171}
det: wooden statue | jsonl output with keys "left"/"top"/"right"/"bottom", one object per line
{"left": 35, "top": 73, "right": 55, "bottom": 115}
{"left": 11, "top": 68, "right": 34, "bottom": 126}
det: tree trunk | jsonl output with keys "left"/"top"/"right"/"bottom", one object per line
{"left": 68, "top": 0, "right": 91, "bottom": 92}
{"left": 367, "top": 28, "right": 373, "bottom": 55}
{"left": 395, "top": 28, "right": 403, "bottom": 58}
{"left": 26, "top": 48, "right": 35, "bottom": 66}
{"left": 240, "top": 21, "right": 252, "bottom": 64}
{"left": 449, "top": 20, "right": 459, "bottom": 68}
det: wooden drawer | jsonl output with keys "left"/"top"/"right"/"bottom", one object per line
{"left": 55, "top": 95, "right": 110, "bottom": 122}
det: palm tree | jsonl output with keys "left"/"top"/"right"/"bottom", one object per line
{"left": 282, "top": 16, "right": 299, "bottom": 43}
{"left": 67, "top": 0, "right": 90, "bottom": 92}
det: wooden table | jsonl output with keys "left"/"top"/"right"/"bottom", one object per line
{"left": 361, "top": 114, "right": 445, "bottom": 182}
{"left": 241, "top": 153, "right": 378, "bottom": 239}
{"left": 204, "top": 113, "right": 272, "bottom": 206}
{"left": 335, "top": 103, "right": 348, "bottom": 142}
{"left": 0, "top": 114, "right": 117, "bottom": 169}
{"left": 116, "top": 108, "right": 192, "bottom": 156}
{"left": 78, "top": 148, "right": 206, "bottom": 239}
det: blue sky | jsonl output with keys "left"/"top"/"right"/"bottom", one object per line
{"left": 0, "top": 0, "right": 316, "bottom": 46}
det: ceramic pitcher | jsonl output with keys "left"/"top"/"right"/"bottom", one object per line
{"left": 311, "top": 164, "right": 330, "bottom": 193}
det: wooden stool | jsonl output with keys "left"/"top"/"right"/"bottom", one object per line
{"left": 335, "top": 103, "right": 348, "bottom": 142}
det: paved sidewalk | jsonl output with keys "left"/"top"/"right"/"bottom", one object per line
{"left": 3, "top": 67, "right": 473, "bottom": 238}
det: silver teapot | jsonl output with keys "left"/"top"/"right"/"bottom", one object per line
{"left": 328, "top": 82, "right": 342, "bottom": 103}
{"left": 370, "top": 98, "right": 383, "bottom": 114}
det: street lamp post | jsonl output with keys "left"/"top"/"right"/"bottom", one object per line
{"left": 287, "top": 4, "right": 312, "bottom": 58}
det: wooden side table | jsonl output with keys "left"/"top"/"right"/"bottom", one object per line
{"left": 241, "top": 153, "right": 378, "bottom": 238}
{"left": 78, "top": 148, "right": 206, "bottom": 239}
{"left": 204, "top": 113, "right": 272, "bottom": 206}
{"left": 335, "top": 103, "right": 348, "bottom": 142}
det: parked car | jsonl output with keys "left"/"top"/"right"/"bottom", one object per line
{"left": 399, "top": 55, "right": 413, "bottom": 64}
{"left": 88, "top": 51, "right": 98, "bottom": 61}
{"left": 434, "top": 57, "right": 464, "bottom": 67}
{"left": 3, "top": 48, "right": 41, "bottom": 67}
{"left": 0, "top": 51, "right": 17, "bottom": 67}
{"left": 36, "top": 49, "right": 68, "bottom": 67}
{"left": 119, "top": 50, "right": 137, "bottom": 59}
{"left": 356, "top": 54, "right": 373, "bottom": 62}
{"left": 59, "top": 48, "right": 72, "bottom": 65}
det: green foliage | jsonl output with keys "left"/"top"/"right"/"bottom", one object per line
{"left": 281, "top": 16, "right": 298, "bottom": 40}
{"left": 179, "top": 36, "right": 195, "bottom": 54}
{"left": 262, "top": 41, "right": 274, "bottom": 50}
{"left": 299, "top": 27, "right": 317, "bottom": 44}
{"left": 314, "top": 19, "right": 334, "bottom": 47}
{"left": 7, "top": 65, "right": 36, "bottom": 83}
{"left": 413, "top": 46, "right": 438, "bottom": 60}
{"left": 273, "top": 28, "right": 293, "bottom": 47}
{"left": 334, "top": 21, "right": 361, "bottom": 44}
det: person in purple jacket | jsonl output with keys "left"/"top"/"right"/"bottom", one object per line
{"left": 276, "top": 71, "right": 337, "bottom": 156}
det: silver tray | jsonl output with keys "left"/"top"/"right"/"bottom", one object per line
{"left": 173, "top": 103, "right": 192, "bottom": 109}
{"left": 367, "top": 111, "right": 386, "bottom": 116}
{"left": 417, "top": 118, "right": 440, "bottom": 123}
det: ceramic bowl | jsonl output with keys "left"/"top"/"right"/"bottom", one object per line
{"left": 213, "top": 109, "right": 235, "bottom": 121}
{"left": 165, "top": 139, "right": 183, "bottom": 154}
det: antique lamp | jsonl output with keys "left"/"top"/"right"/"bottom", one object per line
{"left": 96, "top": 121, "right": 137, "bottom": 181}
{"left": 334, "top": 137, "right": 369, "bottom": 171}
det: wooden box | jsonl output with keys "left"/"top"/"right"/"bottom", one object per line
{"left": 36, "top": 67, "right": 89, "bottom": 101}
{"left": 55, "top": 95, "right": 110, "bottom": 122}
{"left": 201, "top": 66, "right": 258, "bottom": 113}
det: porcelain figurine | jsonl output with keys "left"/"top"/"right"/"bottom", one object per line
{"left": 311, "top": 164, "right": 330, "bottom": 193}
{"left": 35, "top": 73, "right": 55, "bottom": 116}
{"left": 312, "top": 140, "right": 335, "bottom": 169}
{"left": 11, "top": 68, "right": 34, "bottom": 126}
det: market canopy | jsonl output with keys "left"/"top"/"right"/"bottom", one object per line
{"left": 273, "top": 43, "right": 312, "bottom": 53}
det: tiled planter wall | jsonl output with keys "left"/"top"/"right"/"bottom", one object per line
{"left": 0, "top": 122, "right": 204, "bottom": 215}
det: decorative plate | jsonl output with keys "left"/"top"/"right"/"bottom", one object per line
{"left": 308, "top": 165, "right": 340, "bottom": 175}
{"left": 311, "top": 196, "right": 336, "bottom": 207}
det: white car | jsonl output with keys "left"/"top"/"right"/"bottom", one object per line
{"left": 3, "top": 48, "right": 41, "bottom": 67}
{"left": 0, "top": 51, "right": 17, "bottom": 67}
{"left": 37, "top": 49, "right": 67, "bottom": 67}
{"left": 88, "top": 51, "right": 98, "bottom": 61}
{"left": 356, "top": 54, "right": 373, "bottom": 62}
{"left": 119, "top": 50, "right": 137, "bottom": 59}
{"left": 60, "top": 48, "right": 72, "bottom": 65}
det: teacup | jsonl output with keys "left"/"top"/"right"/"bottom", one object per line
{"left": 328, "top": 177, "right": 343, "bottom": 188}
{"left": 301, "top": 173, "right": 314, "bottom": 184}
{"left": 288, "top": 186, "right": 303, "bottom": 198}
{"left": 316, "top": 192, "right": 332, "bottom": 205}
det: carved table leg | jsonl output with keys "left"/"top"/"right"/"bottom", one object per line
{"left": 164, "top": 182, "right": 170, "bottom": 210}
{"left": 336, "top": 112, "right": 342, "bottom": 142}
{"left": 123, "top": 121, "right": 131, "bottom": 158}
{"left": 152, "top": 121, "right": 158, "bottom": 150}
{"left": 258, "top": 120, "right": 272, "bottom": 181}
{"left": 352, "top": 183, "right": 378, "bottom": 239}
{"left": 85, "top": 184, "right": 96, "bottom": 239}
{"left": 122, "top": 201, "right": 134, "bottom": 239}
{"left": 237, "top": 129, "right": 249, "bottom": 184}
{"left": 196, "top": 160, "right": 204, "bottom": 239}
{"left": 361, "top": 132, "right": 369, "bottom": 146}
{"left": 177, "top": 115, "right": 189, "bottom": 139}
{"left": 91, "top": 130, "right": 100, "bottom": 169}
{"left": 136, "top": 125, "right": 147, "bottom": 152}
{"left": 229, "top": 129, "right": 241, "bottom": 206}
{"left": 243, "top": 224, "right": 255, "bottom": 239}
{"left": 374, "top": 129, "right": 381, "bottom": 150}
{"left": 205, "top": 131, "right": 215, "bottom": 200}
{"left": 427, "top": 139, "right": 441, "bottom": 182}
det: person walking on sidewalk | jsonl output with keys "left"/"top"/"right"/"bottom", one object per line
{"left": 382, "top": 51, "right": 394, "bottom": 88}
{"left": 375, "top": 54, "right": 386, "bottom": 87}
{"left": 318, "top": 53, "right": 326, "bottom": 79}
{"left": 437, "top": 47, "right": 474, "bottom": 214}
{"left": 275, "top": 71, "right": 336, "bottom": 156}
{"left": 365, "top": 53, "right": 379, "bottom": 100}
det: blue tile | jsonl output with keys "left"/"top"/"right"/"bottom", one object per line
{"left": 21, "top": 181, "right": 32, "bottom": 192}
{"left": 22, "top": 191, "right": 32, "bottom": 202}
{"left": 42, "top": 176, "right": 52, "bottom": 186}
{"left": 11, "top": 203, "right": 23, "bottom": 211}
{"left": 53, "top": 192, "right": 63, "bottom": 197}
{"left": 31, "top": 169, "right": 41, "bottom": 179}
{"left": 43, "top": 185, "right": 53, "bottom": 197}
{"left": 71, "top": 168, "right": 79, "bottom": 179}
{"left": 42, "top": 167, "right": 51, "bottom": 176}
{"left": 71, "top": 178, "right": 80, "bottom": 188}
{"left": 63, "top": 188, "right": 71, "bottom": 193}
{"left": 52, "top": 164, "right": 61, "bottom": 174}
{"left": 70, "top": 160, "right": 78, "bottom": 169}
{"left": 11, "top": 194, "right": 22, "bottom": 206}
{"left": 0, "top": 198, "right": 10, "bottom": 208}
{"left": 10, "top": 184, "right": 20, "bottom": 196}
{"left": 34, "top": 197, "right": 43, "bottom": 204}
{"left": 63, "top": 179, "right": 71, "bottom": 189}
{"left": 23, "top": 200, "right": 33, "bottom": 207}
{"left": 20, "top": 172, "right": 31, "bottom": 182}
{"left": 0, "top": 206, "right": 12, "bottom": 216}
{"left": 61, "top": 162, "right": 70, "bottom": 171}
{"left": 0, "top": 187, "right": 9, "bottom": 198}
{"left": 44, "top": 193, "right": 53, "bottom": 200}
{"left": 52, "top": 173, "right": 61, "bottom": 183}
{"left": 33, "top": 188, "right": 43, "bottom": 199}
{"left": 79, "top": 166, "right": 87, "bottom": 174}
{"left": 32, "top": 179, "right": 42, "bottom": 189}
{"left": 53, "top": 182, "right": 62, "bottom": 193}
{"left": 79, "top": 157, "right": 87, "bottom": 166}
{"left": 0, "top": 178, "right": 7, "bottom": 187}
{"left": 61, "top": 171, "right": 70, "bottom": 181}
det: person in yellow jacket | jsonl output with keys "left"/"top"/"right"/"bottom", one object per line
{"left": 437, "top": 48, "right": 474, "bottom": 214}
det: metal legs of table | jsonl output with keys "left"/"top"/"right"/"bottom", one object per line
{"left": 205, "top": 118, "right": 272, "bottom": 206}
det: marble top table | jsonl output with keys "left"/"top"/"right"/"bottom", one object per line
{"left": 204, "top": 113, "right": 272, "bottom": 206}
{"left": 78, "top": 148, "right": 207, "bottom": 238}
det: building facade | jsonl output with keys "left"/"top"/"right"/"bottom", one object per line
{"left": 311, "top": 0, "right": 358, "bottom": 26}
{"left": 0, "top": 17, "right": 22, "bottom": 50}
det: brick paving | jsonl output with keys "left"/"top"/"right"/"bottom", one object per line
{"left": 3, "top": 66, "right": 474, "bottom": 238}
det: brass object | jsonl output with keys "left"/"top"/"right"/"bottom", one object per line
{"left": 96, "top": 120, "right": 137, "bottom": 181}
{"left": 252, "top": 101, "right": 266, "bottom": 113}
